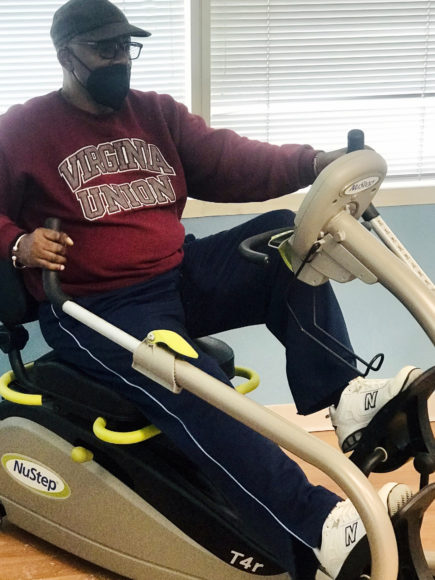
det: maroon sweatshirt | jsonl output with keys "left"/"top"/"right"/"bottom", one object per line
{"left": 0, "top": 89, "right": 317, "bottom": 301}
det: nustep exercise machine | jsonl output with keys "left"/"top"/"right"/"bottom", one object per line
{"left": 0, "top": 131, "right": 434, "bottom": 579}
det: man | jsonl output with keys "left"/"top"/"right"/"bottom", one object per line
{"left": 0, "top": 0, "right": 417, "bottom": 577}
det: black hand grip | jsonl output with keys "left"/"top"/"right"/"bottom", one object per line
{"left": 238, "top": 227, "right": 293, "bottom": 266}
{"left": 239, "top": 232, "right": 271, "bottom": 266}
{"left": 42, "top": 218, "right": 72, "bottom": 307}
{"left": 44, "top": 217, "right": 62, "bottom": 232}
{"left": 347, "top": 129, "right": 365, "bottom": 152}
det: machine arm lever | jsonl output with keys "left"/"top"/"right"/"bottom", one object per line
{"left": 42, "top": 217, "right": 73, "bottom": 308}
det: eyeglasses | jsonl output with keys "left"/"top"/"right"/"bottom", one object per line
{"left": 70, "top": 39, "right": 143, "bottom": 60}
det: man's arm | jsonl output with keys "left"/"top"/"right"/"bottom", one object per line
{"left": 161, "top": 95, "right": 318, "bottom": 203}
{"left": 0, "top": 150, "right": 73, "bottom": 271}
{"left": 161, "top": 95, "right": 348, "bottom": 204}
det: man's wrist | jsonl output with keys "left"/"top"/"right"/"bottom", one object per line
{"left": 11, "top": 233, "right": 28, "bottom": 269}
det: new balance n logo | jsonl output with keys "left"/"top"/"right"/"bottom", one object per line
{"left": 364, "top": 391, "right": 378, "bottom": 411}
{"left": 345, "top": 522, "right": 359, "bottom": 547}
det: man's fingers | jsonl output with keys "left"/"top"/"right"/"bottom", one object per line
{"left": 62, "top": 233, "right": 74, "bottom": 246}
{"left": 42, "top": 239, "right": 68, "bottom": 257}
{"left": 39, "top": 248, "right": 68, "bottom": 264}
{"left": 38, "top": 229, "right": 74, "bottom": 260}
{"left": 42, "top": 228, "right": 74, "bottom": 246}
{"left": 15, "top": 228, "right": 74, "bottom": 269}
{"left": 37, "top": 258, "right": 65, "bottom": 271}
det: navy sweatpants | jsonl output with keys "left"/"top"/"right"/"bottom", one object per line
{"left": 39, "top": 210, "right": 358, "bottom": 576}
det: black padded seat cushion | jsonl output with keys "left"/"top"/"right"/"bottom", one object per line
{"left": 31, "top": 352, "right": 144, "bottom": 425}
{"left": 194, "top": 336, "right": 235, "bottom": 380}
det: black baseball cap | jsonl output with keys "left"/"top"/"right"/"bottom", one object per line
{"left": 51, "top": 0, "right": 151, "bottom": 48}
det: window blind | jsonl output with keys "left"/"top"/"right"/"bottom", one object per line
{"left": 0, "top": 0, "right": 187, "bottom": 115}
{"left": 210, "top": 0, "right": 435, "bottom": 180}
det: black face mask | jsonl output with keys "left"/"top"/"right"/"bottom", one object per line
{"left": 85, "top": 63, "right": 131, "bottom": 110}
{"left": 70, "top": 49, "right": 131, "bottom": 110}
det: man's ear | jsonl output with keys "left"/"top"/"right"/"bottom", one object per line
{"left": 57, "top": 47, "right": 73, "bottom": 71}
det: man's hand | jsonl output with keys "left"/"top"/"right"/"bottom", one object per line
{"left": 314, "top": 145, "right": 374, "bottom": 176}
{"left": 314, "top": 147, "right": 347, "bottom": 176}
{"left": 14, "top": 228, "right": 74, "bottom": 270}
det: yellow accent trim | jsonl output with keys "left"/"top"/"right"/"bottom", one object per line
{"left": 0, "top": 367, "right": 42, "bottom": 406}
{"left": 71, "top": 446, "right": 94, "bottom": 463}
{"left": 147, "top": 330, "right": 199, "bottom": 359}
{"left": 234, "top": 366, "right": 260, "bottom": 395}
{"left": 268, "top": 229, "right": 295, "bottom": 272}
{"left": 278, "top": 243, "right": 294, "bottom": 272}
{"left": 93, "top": 417, "right": 162, "bottom": 445}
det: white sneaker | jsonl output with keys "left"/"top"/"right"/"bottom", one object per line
{"left": 330, "top": 366, "right": 422, "bottom": 452}
{"left": 315, "top": 482, "right": 412, "bottom": 579}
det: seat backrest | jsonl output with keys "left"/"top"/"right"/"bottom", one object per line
{"left": 0, "top": 260, "right": 39, "bottom": 326}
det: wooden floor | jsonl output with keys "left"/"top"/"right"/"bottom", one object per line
{"left": 0, "top": 430, "right": 433, "bottom": 580}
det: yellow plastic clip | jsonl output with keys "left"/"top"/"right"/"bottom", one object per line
{"left": 146, "top": 330, "right": 198, "bottom": 359}
{"left": 93, "top": 417, "right": 162, "bottom": 445}
{"left": 0, "top": 367, "right": 42, "bottom": 406}
{"left": 234, "top": 366, "right": 260, "bottom": 395}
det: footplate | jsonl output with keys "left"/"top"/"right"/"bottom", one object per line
{"left": 350, "top": 367, "right": 435, "bottom": 477}
{"left": 393, "top": 483, "right": 435, "bottom": 580}
{"left": 337, "top": 485, "right": 435, "bottom": 580}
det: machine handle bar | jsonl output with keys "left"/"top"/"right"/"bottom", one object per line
{"left": 238, "top": 129, "right": 370, "bottom": 266}
{"left": 347, "top": 129, "right": 380, "bottom": 221}
{"left": 238, "top": 227, "right": 291, "bottom": 266}
{"left": 42, "top": 218, "right": 73, "bottom": 308}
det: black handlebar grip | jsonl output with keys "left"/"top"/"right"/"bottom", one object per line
{"left": 238, "top": 227, "right": 294, "bottom": 266}
{"left": 44, "top": 217, "right": 62, "bottom": 232}
{"left": 347, "top": 129, "right": 365, "bottom": 152}
{"left": 239, "top": 233, "right": 270, "bottom": 266}
{"left": 346, "top": 130, "right": 380, "bottom": 221}
{"left": 42, "top": 218, "right": 72, "bottom": 307}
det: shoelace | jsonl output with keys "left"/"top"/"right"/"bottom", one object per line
{"left": 347, "top": 376, "right": 389, "bottom": 392}
{"left": 388, "top": 488, "right": 413, "bottom": 516}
